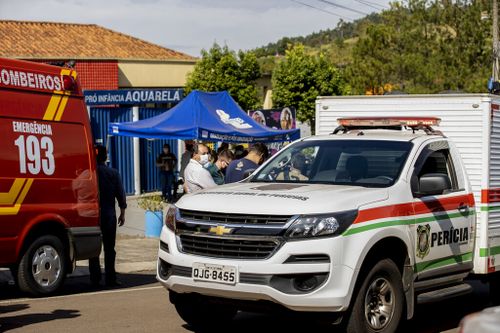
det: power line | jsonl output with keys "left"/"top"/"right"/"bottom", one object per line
{"left": 289, "top": 0, "right": 353, "bottom": 20}
{"left": 352, "top": 0, "right": 381, "bottom": 10}
{"left": 365, "top": 0, "right": 390, "bottom": 9}
{"left": 315, "top": 0, "right": 370, "bottom": 16}
{"left": 353, "top": 0, "right": 388, "bottom": 11}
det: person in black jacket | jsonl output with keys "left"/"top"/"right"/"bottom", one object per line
{"left": 156, "top": 143, "right": 177, "bottom": 202}
{"left": 89, "top": 145, "right": 127, "bottom": 287}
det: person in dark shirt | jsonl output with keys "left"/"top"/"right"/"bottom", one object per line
{"left": 180, "top": 141, "right": 194, "bottom": 179}
{"left": 225, "top": 143, "right": 269, "bottom": 183}
{"left": 233, "top": 145, "right": 248, "bottom": 160}
{"left": 156, "top": 143, "right": 177, "bottom": 202}
{"left": 216, "top": 142, "right": 229, "bottom": 155}
{"left": 89, "top": 145, "right": 127, "bottom": 287}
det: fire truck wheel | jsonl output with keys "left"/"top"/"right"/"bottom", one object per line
{"left": 17, "top": 235, "right": 67, "bottom": 296}
{"left": 346, "top": 259, "right": 404, "bottom": 333}
{"left": 171, "top": 292, "right": 237, "bottom": 328}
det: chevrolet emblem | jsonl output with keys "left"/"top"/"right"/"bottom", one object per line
{"left": 209, "top": 225, "right": 232, "bottom": 236}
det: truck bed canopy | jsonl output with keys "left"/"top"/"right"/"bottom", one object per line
{"left": 108, "top": 90, "right": 300, "bottom": 143}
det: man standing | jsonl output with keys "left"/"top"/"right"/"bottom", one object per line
{"left": 225, "top": 143, "right": 269, "bottom": 183}
{"left": 156, "top": 143, "right": 177, "bottom": 202}
{"left": 180, "top": 141, "right": 194, "bottom": 179}
{"left": 184, "top": 143, "right": 217, "bottom": 193}
{"left": 89, "top": 145, "right": 127, "bottom": 287}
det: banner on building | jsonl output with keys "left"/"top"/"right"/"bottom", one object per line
{"left": 249, "top": 107, "right": 296, "bottom": 130}
{"left": 84, "top": 89, "right": 183, "bottom": 106}
{"left": 249, "top": 107, "right": 297, "bottom": 155}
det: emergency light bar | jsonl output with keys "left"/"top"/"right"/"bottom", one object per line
{"left": 333, "top": 117, "right": 443, "bottom": 135}
{"left": 337, "top": 117, "right": 441, "bottom": 127}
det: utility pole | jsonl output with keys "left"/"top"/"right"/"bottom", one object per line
{"left": 493, "top": 0, "right": 499, "bottom": 82}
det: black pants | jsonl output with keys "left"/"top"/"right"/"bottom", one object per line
{"left": 160, "top": 170, "right": 174, "bottom": 201}
{"left": 89, "top": 213, "right": 117, "bottom": 284}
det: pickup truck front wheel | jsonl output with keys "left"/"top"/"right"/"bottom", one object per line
{"left": 170, "top": 292, "right": 237, "bottom": 328}
{"left": 346, "top": 259, "right": 404, "bottom": 333}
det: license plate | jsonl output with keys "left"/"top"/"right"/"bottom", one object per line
{"left": 192, "top": 263, "right": 238, "bottom": 285}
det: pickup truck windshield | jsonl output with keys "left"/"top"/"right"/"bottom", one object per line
{"left": 252, "top": 140, "right": 413, "bottom": 187}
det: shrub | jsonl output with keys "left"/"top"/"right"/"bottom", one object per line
{"left": 137, "top": 193, "right": 164, "bottom": 212}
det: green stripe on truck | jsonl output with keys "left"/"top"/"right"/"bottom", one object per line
{"left": 414, "top": 252, "right": 473, "bottom": 273}
{"left": 343, "top": 211, "right": 474, "bottom": 236}
{"left": 480, "top": 246, "right": 500, "bottom": 257}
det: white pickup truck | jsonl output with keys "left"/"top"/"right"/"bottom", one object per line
{"left": 157, "top": 94, "right": 500, "bottom": 333}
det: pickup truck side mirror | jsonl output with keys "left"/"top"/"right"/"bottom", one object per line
{"left": 417, "top": 173, "right": 452, "bottom": 196}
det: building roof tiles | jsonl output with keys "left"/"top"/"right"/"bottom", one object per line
{"left": 0, "top": 20, "right": 196, "bottom": 61}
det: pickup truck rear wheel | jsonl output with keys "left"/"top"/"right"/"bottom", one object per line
{"left": 490, "top": 273, "right": 500, "bottom": 305}
{"left": 16, "top": 235, "right": 67, "bottom": 296}
{"left": 171, "top": 292, "right": 237, "bottom": 328}
{"left": 346, "top": 259, "right": 404, "bottom": 333}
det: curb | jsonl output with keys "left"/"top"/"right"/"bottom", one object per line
{"left": 0, "top": 260, "right": 157, "bottom": 284}
{"left": 72, "top": 261, "right": 157, "bottom": 278}
{"left": 0, "top": 269, "right": 13, "bottom": 284}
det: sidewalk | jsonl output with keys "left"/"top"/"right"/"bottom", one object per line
{"left": 116, "top": 193, "right": 175, "bottom": 237}
{"left": 72, "top": 234, "right": 160, "bottom": 278}
{"left": 0, "top": 195, "right": 162, "bottom": 284}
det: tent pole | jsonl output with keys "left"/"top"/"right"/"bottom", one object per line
{"left": 132, "top": 106, "right": 141, "bottom": 195}
{"left": 105, "top": 134, "right": 111, "bottom": 164}
{"left": 177, "top": 139, "right": 183, "bottom": 176}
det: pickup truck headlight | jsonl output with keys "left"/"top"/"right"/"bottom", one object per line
{"left": 285, "top": 210, "right": 358, "bottom": 239}
{"left": 165, "top": 205, "right": 177, "bottom": 231}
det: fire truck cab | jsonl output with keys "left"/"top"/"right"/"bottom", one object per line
{"left": 0, "top": 58, "right": 101, "bottom": 295}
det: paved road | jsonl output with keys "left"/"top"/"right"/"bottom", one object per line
{"left": 0, "top": 271, "right": 493, "bottom": 333}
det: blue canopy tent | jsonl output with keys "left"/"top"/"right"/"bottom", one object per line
{"left": 108, "top": 90, "right": 300, "bottom": 143}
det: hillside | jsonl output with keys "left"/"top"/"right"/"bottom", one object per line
{"left": 253, "top": 13, "right": 382, "bottom": 58}
{"left": 255, "top": 1, "right": 493, "bottom": 94}
{"left": 254, "top": 13, "right": 381, "bottom": 74}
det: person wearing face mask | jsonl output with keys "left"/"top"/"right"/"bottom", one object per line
{"left": 225, "top": 143, "right": 269, "bottom": 184}
{"left": 184, "top": 143, "right": 217, "bottom": 193}
{"left": 205, "top": 149, "right": 234, "bottom": 185}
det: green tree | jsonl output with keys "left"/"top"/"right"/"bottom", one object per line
{"left": 185, "top": 43, "right": 261, "bottom": 111}
{"left": 348, "top": 23, "right": 397, "bottom": 94}
{"left": 272, "top": 44, "right": 349, "bottom": 133}
{"left": 348, "top": 0, "right": 491, "bottom": 94}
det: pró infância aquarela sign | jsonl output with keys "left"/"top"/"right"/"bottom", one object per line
{"left": 84, "top": 89, "right": 183, "bottom": 106}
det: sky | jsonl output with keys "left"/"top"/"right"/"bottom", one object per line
{"left": 0, "top": 0, "right": 391, "bottom": 57}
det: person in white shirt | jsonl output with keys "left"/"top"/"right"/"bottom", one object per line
{"left": 184, "top": 143, "right": 217, "bottom": 193}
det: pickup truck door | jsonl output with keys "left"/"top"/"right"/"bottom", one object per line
{"left": 411, "top": 140, "right": 474, "bottom": 280}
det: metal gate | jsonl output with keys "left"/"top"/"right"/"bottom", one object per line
{"left": 89, "top": 107, "right": 135, "bottom": 195}
{"left": 139, "top": 108, "right": 178, "bottom": 193}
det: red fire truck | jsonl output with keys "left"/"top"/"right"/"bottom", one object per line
{"left": 0, "top": 58, "right": 101, "bottom": 295}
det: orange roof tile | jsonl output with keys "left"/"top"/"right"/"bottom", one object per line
{"left": 0, "top": 20, "right": 196, "bottom": 61}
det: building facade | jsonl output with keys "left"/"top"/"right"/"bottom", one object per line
{"left": 0, "top": 20, "right": 197, "bottom": 194}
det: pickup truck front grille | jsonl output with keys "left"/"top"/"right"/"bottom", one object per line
{"left": 179, "top": 234, "right": 279, "bottom": 259}
{"left": 179, "top": 209, "right": 291, "bottom": 225}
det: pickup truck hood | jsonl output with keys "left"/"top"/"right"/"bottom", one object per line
{"left": 176, "top": 182, "right": 389, "bottom": 215}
